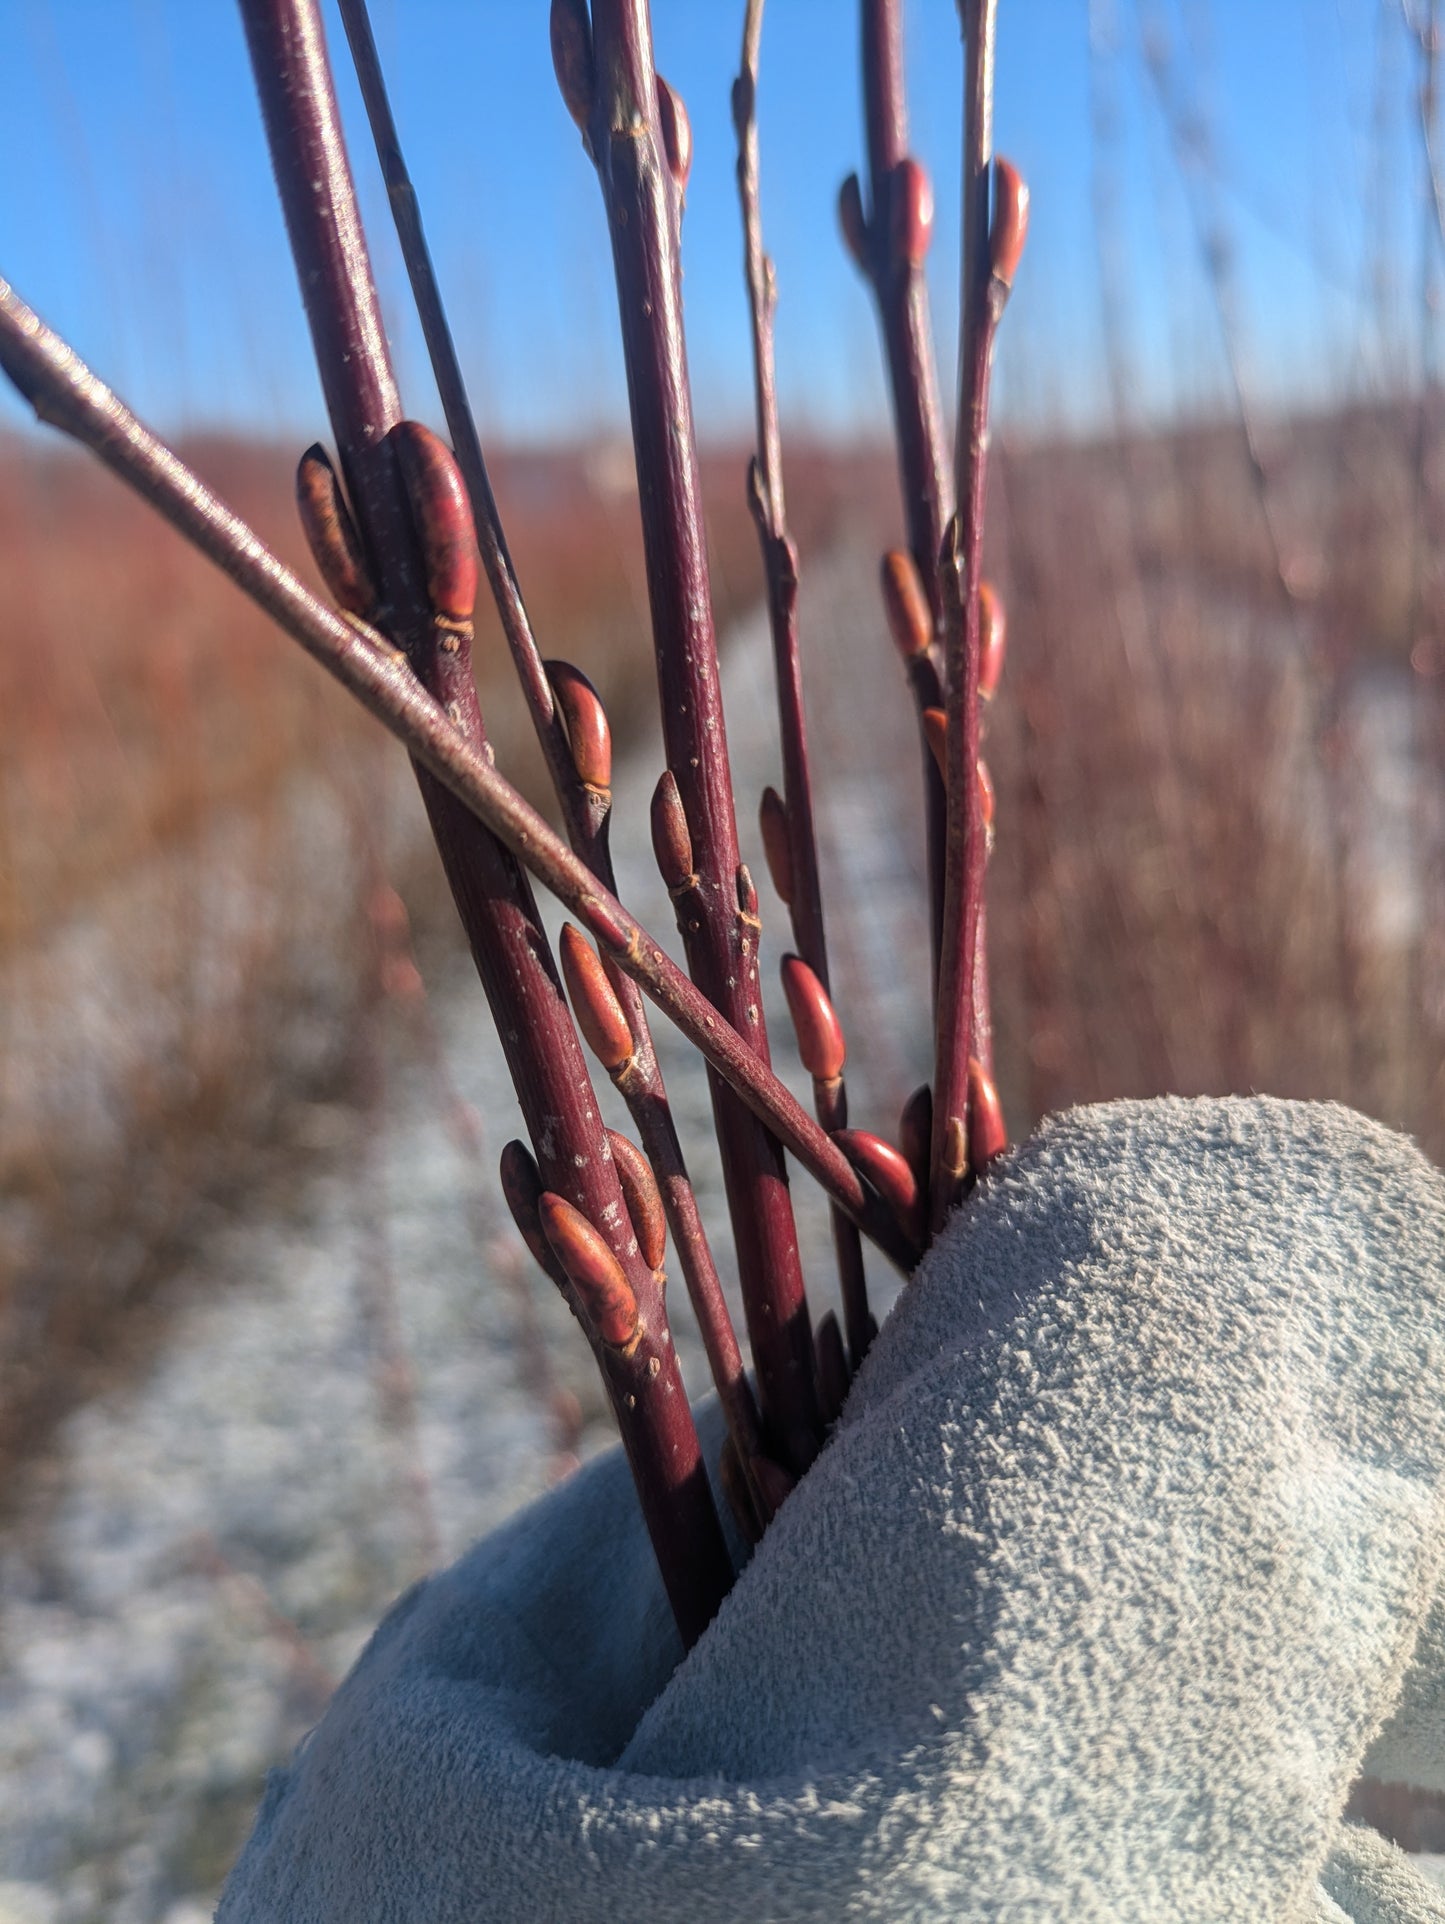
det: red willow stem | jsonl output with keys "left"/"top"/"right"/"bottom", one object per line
{"left": 734, "top": 0, "right": 876, "bottom": 1367}
{"left": 576, "top": 0, "right": 821, "bottom": 1473}
{"left": 236, "top": 0, "right": 731, "bottom": 1644}
{"left": 337, "top": 0, "right": 767, "bottom": 1497}
{"left": 0, "top": 275, "right": 918, "bottom": 1278}
{"left": 930, "top": 0, "right": 998, "bottom": 1233}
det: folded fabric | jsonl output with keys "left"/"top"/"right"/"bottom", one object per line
{"left": 217, "top": 1097, "right": 1445, "bottom": 1922}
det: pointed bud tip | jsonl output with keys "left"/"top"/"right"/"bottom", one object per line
{"left": 538, "top": 1192, "right": 640, "bottom": 1349}
{"left": 881, "top": 549, "right": 932, "bottom": 662}
{"left": 978, "top": 758, "right": 996, "bottom": 831}
{"left": 546, "top": 659, "right": 612, "bottom": 791}
{"left": 550, "top": 0, "right": 595, "bottom": 132}
{"left": 295, "top": 444, "right": 378, "bottom": 622}
{"left": 838, "top": 173, "right": 869, "bottom": 271}
{"left": 650, "top": 769, "right": 694, "bottom": 890}
{"left": 559, "top": 924, "right": 633, "bottom": 1071}
{"left": 990, "top": 157, "right": 1030, "bottom": 290}
{"left": 391, "top": 421, "right": 477, "bottom": 628}
{"left": 979, "top": 581, "right": 1007, "bottom": 700}
{"left": 758, "top": 786, "right": 794, "bottom": 906}
{"left": 836, "top": 1128, "right": 923, "bottom": 1242}
{"left": 657, "top": 76, "right": 692, "bottom": 190}
{"left": 780, "top": 953, "right": 845, "bottom": 1081}
{"left": 922, "top": 706, "right": 948, "bottom": 779}
{"left": 893, "top": 156, "right": 934, "bottom": 268}
{"left": 606, "top": 1128, "right": 667, "bottom": 1271}
{"left": 968, "top": 1058, "right": 1008, "bottom": 1168}
{"left": 899, "top": 1083, "right": 933, "bottom": 1185}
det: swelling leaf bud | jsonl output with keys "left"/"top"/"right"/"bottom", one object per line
{"left": 539, "top": 1192, "right": 640, "bottom": 1349}
{"left": 546, "top": 659, "right": 612, "bottom": 791}
{"left": 990, "top": 156, "right": 1030, "bottom": 289}
{"left": 296, "top": 444, "right": 378, "bottom": 622}
{"left": 780, "top": 954, "right": 846, "bottom": 1081}
{"left": 391, "top": 421, "right": 478, "bottom": 629}
{"left": 881, "top": 548, "right": 932, "bottom": 661}
{"left": 559, "top": 924, "right": 633, "bottom": 1072}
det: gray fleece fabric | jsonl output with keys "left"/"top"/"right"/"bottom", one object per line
{"left": 217, "top": 1097, "right": 1445, "bottom": 1922}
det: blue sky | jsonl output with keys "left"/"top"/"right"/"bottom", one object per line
{"left": 0, "top": 2, "right": 1429, "bottom": 444}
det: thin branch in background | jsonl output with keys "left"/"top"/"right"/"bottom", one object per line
{"left": 732, "top": 0, "right": 874, "bottom": 1373}
{"left": 1137, "top": 1, "right": 1299, "bottom": 612}
{"left": 572, "top": 0, "right": 823, "bottom": 1473}
{"left": 235, "top": 0, "right": 731, "bottom": 1648}
{"left": 0, "top": 285, "right": 917, "bottom": 1269}
{"left": 341, "top": 0, "right": 773, "bottom": 1505}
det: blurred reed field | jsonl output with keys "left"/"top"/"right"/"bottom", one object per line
{"left": 0, "top": 424, "right": 892, "bottom": 1485}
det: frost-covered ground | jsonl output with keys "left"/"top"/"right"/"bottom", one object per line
{"left": 0, "top": 549, "right": 925, "bottom": 1922}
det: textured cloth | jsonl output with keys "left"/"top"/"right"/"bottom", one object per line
{"left": 217, "top": 1097, "right": 1445, "bottom": 1922}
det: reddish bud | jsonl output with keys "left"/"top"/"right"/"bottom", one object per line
{"left": 546, "top": 659, "right": 612, "bottom": 791}
{"left": 780, "top": 954, "right": 846, "bottom": 1081}
{"left": 500, "top": 1139, "right": 563, "bottom": 1283}
{"left": 815, "top": 1309, "right": 849, "bottom": 1427}
{"left": 899, "top": 1083, "right": 933, "bottom": 1189}
{"left": 606, "top": 1128, "right": 667, "bottom": 1271}
{"left": 836, "top": 1129, "right": 923, "bottom": 1243}
{"left": 650, "top": 769, "right": 695, "bottom": 890}
{"left": 296, "top": 444, "right": 378, "bottom": 622}
{"left": 838, "top": 172, "right": 869, "bottom": 271}
{"left": 758, "top": 785, "right": 793, "bottom": 905}
{"left": 881, "top": 549, "right": 932, "bottom": 661}
{"left": 550, "top": 0, "right": 595, "bottom": 133}
{"left": 923, "top": 706, "right": 948, "bottom": 779}
{"left": 978, "top": 581, "right": 1007, "bottom": 701}
{"left": 990, "top": 156, "right": 1030, "bottom": 290}
{"left": 968, "top": 1058, "right": 1008, "bottom": 1169}
{"left": 559, "top": 924, "right": 633, "bottom": 1072}
{"left": 392, "top": 421, "right": 478, "bottom": 628}
{"left": 657, "top": 76, "right": 692, "bottom": 190}
{"left": 539, "top": 1192, "right": 640, "bottom": 1350}
{"left": 892, "top": 157, "right": 934, "bottom": 267}
{"left": 978, "top": 758, "right": 996, "bottom": 830}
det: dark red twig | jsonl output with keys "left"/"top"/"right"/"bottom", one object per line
{"left": 0, "top": 278, "right": 918, "bottom": 1277}
{"left": 236, "top": 0, "right": 730, "bottom": 1645}
{"left": 733, "top": 0, "right": 876, "bottom": 1366}
{"left": 569, "top": 0, "right": 821, "bottom": 1472}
